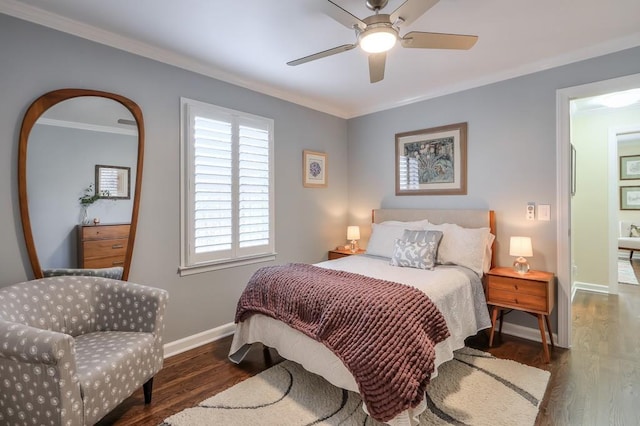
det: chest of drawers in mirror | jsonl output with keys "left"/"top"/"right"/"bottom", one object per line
{"left": 78, "top": 224, "right": 130, "bottom": 269}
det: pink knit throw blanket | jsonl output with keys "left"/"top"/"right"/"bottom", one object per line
{"left": 235, "top": 263, "right": 450, "bottom": 422}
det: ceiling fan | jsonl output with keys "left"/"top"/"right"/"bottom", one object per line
{"left": 287, "top": 0, "right": 478, "bottom": 83}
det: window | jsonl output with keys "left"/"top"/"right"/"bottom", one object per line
{"left": 180, "top": 98, "right": 275, "bottom": 275}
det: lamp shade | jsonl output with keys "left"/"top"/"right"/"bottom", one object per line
{"left": 509, "top": 236, "right": 533, "bottom": 257}
{"left": 347, "top": 226, "right": 360, "bottom": 241}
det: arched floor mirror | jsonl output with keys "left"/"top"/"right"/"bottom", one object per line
{"left": 18, "top": 89, "right": 144, "bottom": 280}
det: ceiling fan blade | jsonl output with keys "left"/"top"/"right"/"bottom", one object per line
{"left": 390, "top": 0, "right": 439, "bottom": 27}
{"left": 368, "top": 52, "right": 386, "bottom": 83}
{"left": 320, "top": 0, "right": 367, "bottom": 31}
{"left": 287, "top": 44, "right": 357, "bottom": 66}
{"left": 401, "top": 31, "right": 478, "bottom": 50}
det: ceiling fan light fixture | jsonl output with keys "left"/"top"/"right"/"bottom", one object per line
{"left": 359, "top": 27, "right": 397, "bottom": 53}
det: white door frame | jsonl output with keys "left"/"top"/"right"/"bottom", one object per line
{"left": 556, "top": 73, "right": 640, "bottom": 348}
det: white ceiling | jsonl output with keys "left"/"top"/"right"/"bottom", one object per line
{"left": 2, "top": 0, "right": 640, "bottom": 118}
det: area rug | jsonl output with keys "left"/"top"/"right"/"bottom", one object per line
{"left": 161, "top": 347, "right": 550, "bottom": 426}
{"left": 618, "top": 259, "right": 639, "bottom": 285}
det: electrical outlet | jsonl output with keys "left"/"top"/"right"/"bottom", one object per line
{"left": 526, "top": 202, "right": 535, "bottom": 221}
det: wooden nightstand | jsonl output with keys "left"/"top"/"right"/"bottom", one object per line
{"left": 328, "top": 248, "right": 365, "bottom": 260}
{"left": 486, "top": 267, "right": 555, "bottom": 363}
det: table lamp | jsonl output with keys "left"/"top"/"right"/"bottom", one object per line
{"left": 510, "top": 236, "right": 533, "bottom": 274}
{"left": 347, "top": 226, "right": 360, "bottom": 253}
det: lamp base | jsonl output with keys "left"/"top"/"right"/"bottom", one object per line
{"left": 350, "top": 240, "right": 359, "bottom": 253}
{"left": 513, "top": 257, "right": 530, "bottom": 274}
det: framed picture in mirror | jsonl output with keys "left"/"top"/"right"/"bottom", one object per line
{"left": 96, "top": 164, "right": 131, "bottom": 199}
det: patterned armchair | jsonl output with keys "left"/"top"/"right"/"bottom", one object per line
{"left": 0, "top": 276, "right": 168, "bottom": 425}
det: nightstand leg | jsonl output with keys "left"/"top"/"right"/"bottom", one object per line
{"left": 544, "top": 315, "right": 554, "bottom": 348}
{"left": 537, "top": 314, "right": 550, "bottom": 363}
{"left": 489, "top": 306, "right": 499, "bottom": 347}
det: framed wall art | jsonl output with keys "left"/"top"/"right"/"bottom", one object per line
{"left": 303, "top": 150, "right": 327, "bottom": 188}
{"left": 395, "top": 122, "right": 467, "bottom": 195}
{"left": 620, "top": 155, "right": 640, "bottom": 180}
{"left": 620, "top": 186, "right": 640, "bottom": 210}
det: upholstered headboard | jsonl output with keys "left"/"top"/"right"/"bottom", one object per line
{"left": 372, "top": 208, "right": 496, "bottom": 269}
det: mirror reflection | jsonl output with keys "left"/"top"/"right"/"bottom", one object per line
{"left": 26, "top": 96, "right": 138, "bottom": 276}
{"left": 96, "top": 165, "right": 131, "bottom": 199}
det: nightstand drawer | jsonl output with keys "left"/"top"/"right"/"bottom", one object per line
{"left": 488, "top": 275, "right": 547, "bottom": 297}
{"left": 488, "top": 288, "right": 548, "bottom": 312}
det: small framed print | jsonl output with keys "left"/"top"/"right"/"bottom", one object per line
{"left": 620, "top": 186, "right": 640, "bottom": 210}
{"left": 620, "top": 155, "right": 640, "bottom": 180}
{"left": 303, "top": 150, "right": 327, "bottom": 188}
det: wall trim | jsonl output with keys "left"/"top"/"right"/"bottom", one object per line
{"left": 164, "top": 320, "right": 566, "bottom": 360}
{"left": 164, "top": 322, "right": 236, "bottom": 359}
{"left": 500, "top": 322, "right": 561, "bottom": 348}
{"left": 1, "top": 0, "right": 639, "bottom": 119}
{"left": 556, "top": 72, "right": 640, "bottom": 350}
{"left": 573, "top": 281, "right": 611, "bottom": 294}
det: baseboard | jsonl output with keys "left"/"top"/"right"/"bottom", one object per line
{"left": 573, "top": 281, "right": 610, "bottom": 294}
{"left": 163, "top": 322, "right": 236, "bottom": 359}
{"left": 164, "top": 319, "right": 564, "bottom": 359}
{"left": 499, "top": 322, "right": 562, "bottom": 348}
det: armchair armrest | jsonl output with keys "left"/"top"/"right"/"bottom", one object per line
{"left": 93, "top": 279, "right": 169, "bottom": 335}
{"left": 0, "top": 319, "right": 83, "bottom": 426}
{"left": 0, "top": 319, "right": 76, "bottom": 365}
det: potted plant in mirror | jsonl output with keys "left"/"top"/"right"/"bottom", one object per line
{"left": 79, "top": 184, "right": 109, "bottom": 225}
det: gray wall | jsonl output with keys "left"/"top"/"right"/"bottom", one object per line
{"left": 0, "top": 14, "right": 349, "bottom": 342}
{"left": 347, "top": 46, "right": 640, "bottom": 330}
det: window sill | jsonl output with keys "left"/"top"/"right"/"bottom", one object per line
{"left": 178, "top": 253, "right": 277, "bottom": 277}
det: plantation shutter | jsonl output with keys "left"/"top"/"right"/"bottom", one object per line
{"left": 193, "top": 116, "right": 233, "bottom": 257}
{"left": 182, "top": 98, "right": 274, "bottom": 270}
{"left": 238, "top": 120, "right": 271, "bottom": 255}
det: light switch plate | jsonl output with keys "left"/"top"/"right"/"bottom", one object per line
{"left": 538, "top": 204, "right": 550, "bottom": 221}
{"left": 526, "top": 202, "right": 535, "bottom": 221}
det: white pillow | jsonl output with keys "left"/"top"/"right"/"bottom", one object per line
{"left": 425, "top": 222, "right": 492, "bottom": 277}
{"left": 379, "top": 219, "right": 430, "bottom": 228}
{"left": 365, "top": 221, "right": 428, "bottom": 258}
{"left": 483, "top": 233, "right": 496, "bottom": 273}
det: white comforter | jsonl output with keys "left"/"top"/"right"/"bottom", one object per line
{"left": 229, "top": 255, "right": 492, "bottom": 425}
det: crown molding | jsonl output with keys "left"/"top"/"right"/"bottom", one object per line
{"left": 348, "top": 31, "right": 640, "bottom": 118}
{"left": 37, "top": 117, "right": 137, "bottom": 136}
{"left": 0, "top": 0, "right": 349, "bottom": 118}
{"left": 2, "top": 0, "right": 639, "bottom": 120}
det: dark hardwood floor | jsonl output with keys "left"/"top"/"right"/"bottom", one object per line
{"left": 99, "top": 281, "right": 640, "bottom": 426}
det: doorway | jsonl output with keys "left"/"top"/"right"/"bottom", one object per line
{"left": 556, "top": 73, "right": 640, "bottom": 349}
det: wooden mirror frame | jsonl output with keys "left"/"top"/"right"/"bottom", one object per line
{"left": 18, "top": 89, "right": 145, "bottom": 280}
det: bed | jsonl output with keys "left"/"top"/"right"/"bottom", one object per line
{"left": 229, "top": 209, "right": 495, "bottom": 425}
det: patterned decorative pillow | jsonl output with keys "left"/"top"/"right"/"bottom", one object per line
{"left": 630, "top": 224, "right": 640, "bottom": 238}
{"left": 366, "top": 222, "right": 429, "bottom": 258}
{"left": 389, "top": 238, "right": 440, "bottom": 270}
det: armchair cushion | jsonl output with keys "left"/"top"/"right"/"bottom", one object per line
{"left": 0, "top": 276, "right": 168, "bottom": 426}
{"left": 75, "top": 331, "right": 156, "bottom": 425}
